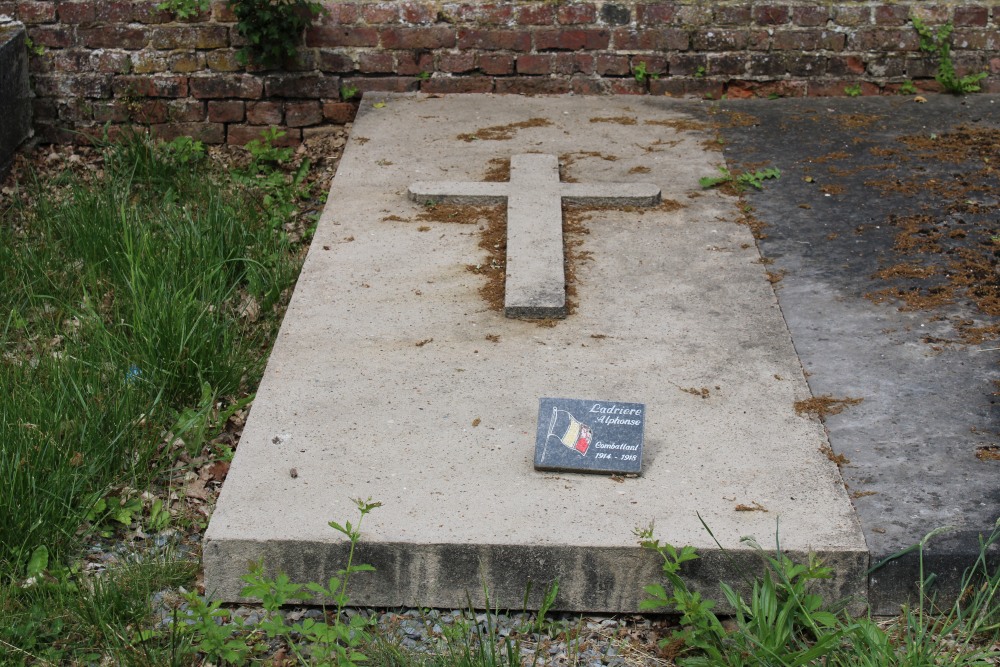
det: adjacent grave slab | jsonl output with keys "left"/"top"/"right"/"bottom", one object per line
{"left": 0, "top": 18, "right": 32, "bottom": 180}
{"left": 205, "top": 94, "right": 867, "bottom": 611}
{"left": 710, "top": 96, "right": 1000, "bottom": 614}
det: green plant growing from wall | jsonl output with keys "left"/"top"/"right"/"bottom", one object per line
{"left": 912, "top": 16, "right": 987, "bottom": 94}
{"left": 632, "top": 61, "right": 659, "bottom": 84}
{"left": 156, "top": 0, "right": 210, "bottom": 19}
{"left": 230, "top": 0, "right": 325, "bottom": 68}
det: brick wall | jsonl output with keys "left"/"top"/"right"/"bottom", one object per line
{"left": 3, "top": 1, "right": 999, "bottom": 144}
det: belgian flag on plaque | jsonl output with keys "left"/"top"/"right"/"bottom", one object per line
{"left": 534, "top": 397, "right": 645, "bottom": 474}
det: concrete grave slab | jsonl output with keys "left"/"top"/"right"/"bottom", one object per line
{"left": 204, "top": 94, "right": 867, "bottom": 612}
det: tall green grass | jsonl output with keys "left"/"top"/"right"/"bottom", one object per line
{"left": 0, "top": 131, "right": 301, "bottom": 579}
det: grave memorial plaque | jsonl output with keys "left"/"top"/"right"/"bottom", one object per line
{"left": 535, "top": 398, "right": 645, "bottom": 474}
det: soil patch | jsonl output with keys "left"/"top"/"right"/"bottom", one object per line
{"left": 457, "top": 118, "right": 552, "bottom": 142}
{"left": 794, "top": 395, "right": 863, "bottom": 421}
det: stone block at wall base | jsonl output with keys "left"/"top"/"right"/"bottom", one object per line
{"left": 0, "top": 19, "right": 32, "bottom": 179}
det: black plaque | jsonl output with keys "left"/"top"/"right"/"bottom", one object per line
{"left": 534, "top": 397, "right": 645, "bottom": 474}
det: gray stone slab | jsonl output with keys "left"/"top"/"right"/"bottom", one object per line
{"left": 709, "top": 96, "right": 1000, "bottom": 614}
{"left": 0, "top": 19, "right": 32, "bottom": 180}
{"left": 204, "top": 94, "right": 867, "bottom": 612}
{"left": 409, "top": 153, "right": 661, "bottom": 319}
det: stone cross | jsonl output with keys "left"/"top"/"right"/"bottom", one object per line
{"left": 408, "top": 153, "right": 661, "bottom": 319}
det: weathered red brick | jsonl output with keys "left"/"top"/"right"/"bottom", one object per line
{"left": 545, "top": 52, "right": 578, "bottom": 74}
{"left": 557, "top": 3, "right": 597, "bottom": 25}
{"left": 953, "top": 29, "right": 1000, "bottom": 50}
{"left": 32, "top": 73, "right": 112, "bottom": 98}
{"left": 612, "top": 27, "right": 687, "bottom": 50}
{"left": 494, "top": 77, "right": 571, "bottom": 94}
{"left": 691, "top": 29, "right": 750, "bottom": 51}
{"left": 94, "top": 0, "right": 131, "bottom": 22}
{"left": 535, "top": 28, "right": 610, "bottom": 51}
{"left": 132, "top": 1, "right": 172, "bottom": 24}
{"left": 169, "top": 52, "right": 205, "bottom": 73}
{"left": 954, "top": 6, "right": 989, "bottom": 27}
{"left": 189, "top": 74, "right": 263, "bottom": 99}
{"left": 339, "top": 76, "right": 420, "bottom": 93}
{"left": 51, "top": 50, "right": 91, "bottom": 73}
{"left": 358, "top": 51, "right": 395, "bottom": 73}
{"left": 477, "top": 52, "right": 514, "bottom": 75}
{"left": 849, "top": 29, "right": 920, "bottom": 52}
{"left": 650, "top": 78, "right": 723, "bottom": 98}
{"left": 786, "top": 53, "right": 829, "bottom": 76}
{"left": 113, "top": 75, "right": 188, "bottom": 98}
{"left": 708, "top": 52, "right": 750, "bottom": 75}
{"left": 807, "top": 80, "right": 880, "bottom": 97}
{"left": 744, "top": 80, "right": 807, "bottom": 98}
{"left": 865, "top": 55, "right": 906, "bottom": 78}
{"left": 747, "top": 53, "right": 787, "bottom": 77}
{"left": 668, "top": 53, "right": 708, "bottom": 76}
{"left": 753, "top": 4, "right": 789, "bottom": 25}
{"left": 361, "top": 2, "right": 399, "bottom": 24}
{"left": 516, "top": 53, "right": 552, "bottom": 75}
{"left": 516, "top": 4, "right": 554, "bottom": 25}
{"left": 827, "top": 55, "right": 867, "bottom": 76}
{"left": 714, "top": 4, "right": 751, "bottom": 25}
{"left": 322, "top": 102, "right": 357, "bottom": 123}
{"left": 246, "top": 101, "right": 283, "bottom": 125}
{"left": 772, "top": 29, "right": 844, "bottom": 51}
{"left": 911, "top": 5, "right": 951, "bottom": 24}
{"left": 306, "top": 25, "right": 380, "bottom": 47}
{"left": 600, "top": 3, "right": 631, "bottom": 26}
{"left": 832, "top": 5, "right": 870, "bottom": 27}
{"left": 594, "top": 53, "right": 630, "bottom": 76}
{"left": 631, "top": 53, "right": 668, "bottom": 74}
{"left": 636, "top": 3, "right": 677, "bottom": 25}
{"left": 131, "top": 52, "right": 169, "bottom": 74}
{"left": 458, "top": 28, "right": 531, "bottom": 51}
{"left": 80, "top": 26, "right": 148, "bottom": 49}
{"left": 25, "top": 25, "right": 72, "bottom": 47}
{"left": 284, "top": 101, "right": 322, "bottom": 127}
{"left": 317, "top": 50, "right": 355, "bottom": 73}
{"left": 97, "top": 51, "right": 131, "bottom": 74}
{"left": 439, "top": 51, "right": 476, "bottom": 73}
{"left": 793, "top": 6, "right": 829, "bottom": 27}
{"left": 58, "top": 2, "right": 94, "bottom": 24}
{"left": 568, "top": 76, "right": 607, "bottom": 95}
{"left": 133, "top": 100, "right": 169, "bottom": 123}
{"left": 395, "top": 50, "right": 435, "bottom": 75}
{"left": 573, "top": 52, "right": 596, "bottom": 74}
{"left": 265, "top": 74, "right": 341, "bottom": 98}
{"left": 400, "top": 1, "right": 434, "bottom": 24}
{"left": 204, "top": 50, "right": 240, "bottom": 72}
{"left": 675, "top": 5, "right": 712, "bottom": 25}
{"left": 16, "top": 1, "right": 56, "bottom": 23}
{"left": 208, "top": 100, "right": 245, "bottom": 123}
{"left": 167, "top": 99, "right": 205, "bottom": 121}
{"left": 457, "top": 3, "right": 515, "bottom": 24}
{"left": 380, "top": 26, "right": 456, "bottom": 49}
{"left": 150, "top": 122, "right": 224, "bottom": 144}
{"left": 874, "top": 5, "right": 908, "bottom": 26}
{"left": 421, "top": 76, "right": 494, "bottom": 93}
{"left": 152, "top": 26, "right": 229, "bottom": 50}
